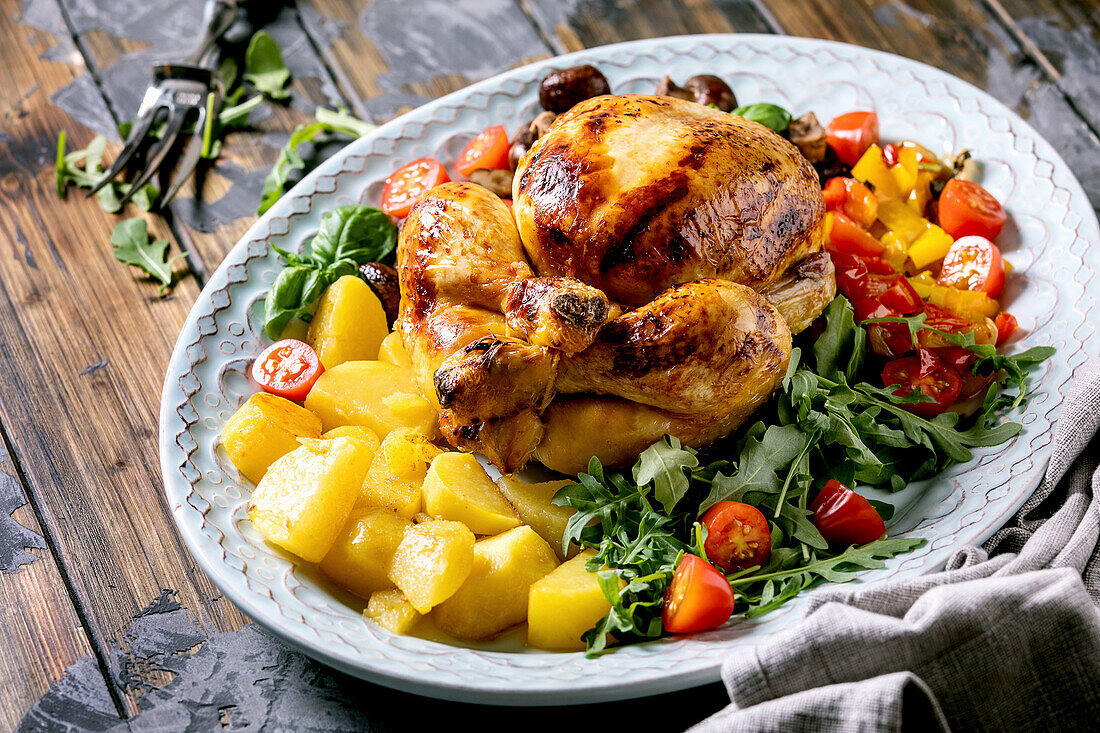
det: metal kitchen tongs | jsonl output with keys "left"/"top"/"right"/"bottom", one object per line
{"left": 88, "top": 0, "right": 243, "bottom": 207}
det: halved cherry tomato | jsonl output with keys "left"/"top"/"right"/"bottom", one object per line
{"left": 919, "top": 303, "right": 979, "bottom": 349}
{"left": 827, "top": 212, "right": 886, "bottom": 257}
{"left": 701, "top": 501, "right": 772, "bottom": 573}
{"left": 934, "top": 346, "right": 992, "bottom": 399}
{"left": 662, "top": 555, "right": 735, "bottom": 634}
{"left": 938, "top": 236, "right": 1005, "bottom": 297}
{"left": 881, "top": 348, "right": 962, "bottom": 417}
{"left": 825, "top": 111, "right": 879, "bottom": 166}
{"left": 823, "top": 177, "right": 878, "bottom": 228}
{"left": 995, "top": 312, "right": 1018, "bottom": 345}
{"left": 251, "top": 339, "right": 325, "bottom": 402}
{"left": 455, "top": 125, "right": 510, "bottom": 177}
{"left": 380, "top": 157, "right": 451, "bottom": 218}
{"left": 878, "top": 276, "right": 923, "bottom": 315}
{"left": 854, "top": 299, "right": 914, "bottom": 357}
{"left": 937, "top": 179, "right": 1006, "bottom": 240}
{"left": 810, "top": 480, "right": 886, "bottom": 547}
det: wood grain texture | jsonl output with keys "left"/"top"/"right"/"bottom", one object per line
{"left": 520, "top": 0, "right": 776, "bottom": 53}
{"left": 300, "top": 0, "right": 553, "bottom": 122}
{"left": 0, "top": 441, "right": 102, "bottom": 730}
{"left": 760, "top": 0, "right": 1100, "bottom": 209}
{"left": 2, "top": 0, "right": 250, "bottom": 717}
{"left": 985, "top": 0, "right": 1100, "bottom": 133}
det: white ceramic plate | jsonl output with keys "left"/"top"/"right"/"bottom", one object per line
{"left": 159, "top": 34, "right": 1100, "bottom": 705}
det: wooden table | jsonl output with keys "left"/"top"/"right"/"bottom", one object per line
{"left": 1, "top": 0, "right": 1097, "bottom": 729}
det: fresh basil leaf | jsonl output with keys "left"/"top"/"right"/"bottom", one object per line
{"left": 243, "top": 30, "right": 291, "bottom": 100}
{"left": 310, "top": 205, "right": 398, "bottom": 266}
{"left": 732, "top": 103, "right": 793, "bottom": 133}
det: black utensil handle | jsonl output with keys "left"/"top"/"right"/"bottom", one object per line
{"left": 188, "top": 0, "right": 241, "bottom": 69}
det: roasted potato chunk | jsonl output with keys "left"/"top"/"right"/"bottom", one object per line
{"left": 432, "top": 526, "right": 558, "bottom": 640}
{"left": 307, "top": 275, "right": 389, "bottom": 368}
{"left": 360, "top": 428, "right": 443, "bottom": 518}
{"left": 247, "top": 436, "right": 374, "bottom": 562}
{"left": 422, "top": 453, "right": 520, "bottom": 535}
{"left": 527, "top": 550, "right": 610, "bottom": 651}
{"left": 388, "top": 520, "right": 475, "bottom": 613}
{"left": 304, "top": 361, "right": 437, "bottom": 438}
{"left": 365, "top": 590, "right": 422, "bottom": 634}
{"left": 495, "top": 475, "right": 577, "bottom": 559}
{"left": 221, "top": 392, "right": 322, "bottom": 485}
{"left": 320, "top": 507, "right": 409, "bottom": 599}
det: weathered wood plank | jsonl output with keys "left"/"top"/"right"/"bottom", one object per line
{"left": 985, "top": 0, "right": 1100, "bottom": 135}
{"left": 299, "top": 0, "right": 553, "bottom": 123}
{"left": 4, "top": 0, "right": 255, "bottom": 716}
{"left": 520, "top": 0, "right": 776, "bottom": 53}
{"left": 56, "top": 0, "right": 347, "bottom": 271}
{"left": 760, "top": 0, "right": 1100, "bottom": 209}
{"left": 0, "top": 438, "right": 106, "bottom": 730}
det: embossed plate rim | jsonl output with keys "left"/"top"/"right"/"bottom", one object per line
{"left": 160, "top": 34, "right": 1100, "bottom": 705}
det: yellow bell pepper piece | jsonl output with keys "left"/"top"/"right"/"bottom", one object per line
{"left": 907, "top": 225, "right": 954, "bottom": 269}
{"left": 879, "top": 232, "right": 910, "bottom": 272}
{"left": 877, "top": 199, "right": 929, "bottom": 244}
{"left": 908, "top": 171, "right": 934, "bottom": 214}
{"left": 852, "top": 144, "right": 903, "bottom": 200}
{"left": 908, "top": 272, "right": 1000, "bottom": 320}
{"left": 889, "top": 147, "right": 919, "bottom": 196}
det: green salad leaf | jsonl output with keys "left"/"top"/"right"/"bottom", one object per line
{"left": 262, "top": 204, "right": 397, "bottom": 339}
{"left": 243, "top": 30, "right": 291, "bottom": 100}
{"left": 553, "top": 293, "right": 1053, "bottom": 655}
{"left": 109, "top": 218, "right": 187, "bottom": 295}
{"left": 258, "top": 108, "right": 376, "bottom": 215}
{"left": 732, "top": 103, "right": 793, "bottom": 133}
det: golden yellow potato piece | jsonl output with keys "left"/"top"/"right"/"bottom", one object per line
{"left": 247, "top": 437, "right": 374, "bottom": 562}
{"left": 221, "top": 392, "right": 322, "bottom": 485}
{"left": 495, "top": 475, "right": 577, "bottom": 559}
{"left": 432, "top": 526, "right": 558, "bottom": 640}
{"left": 378, "top": 331, "right": 412, "bottom": 368}
{"left": 321, "top": 425, "right": 381, "bottom": 454}
{"left": 360, "top": 428, "right": 443, "bottom": 518}
{"left": 307, "top": 275, "right": 389, "bottom": 369}
{"left": 422, "top": 453, "right": 520, "bottom": 535}
{"left": 364, "top": 590, "right": 422, "bottom": 634}
{"left": 527, "top": 550, "right": 610, "bottom": 651}
{"left": 304, "top": 361, "right": 437, "bottom": 438}
{"left": 388, "top": 520, "right": 475, "bottom": 613}
{"left": 319, "top": 507, "right": 409, "bottom": 599}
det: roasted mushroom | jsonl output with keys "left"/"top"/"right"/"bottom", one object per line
{"left": 656, "top": 76, "right": 694, "bottom": 102}
{"left": 657, "top": 75, "right": 736, "bottom": 111}
{"left": 788, "top": 112, "right": 827, "bottom": 163}
{"left": 358, "top": 262, "right": 401, "bottom": 326}
{"left": 469, "top": 168, "right": 514, "bottom": 198}
{"left": 538, "top": 65, "right": 611, "bottom": 113}
{"left": 509, "top": 111, "right": 557, "bottom": 170}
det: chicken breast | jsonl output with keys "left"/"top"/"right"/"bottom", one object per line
{"left": 513, "top": 95, "right": 826, "bottom": 306}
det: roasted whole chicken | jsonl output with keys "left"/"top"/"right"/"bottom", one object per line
{"left": 397, "top": 95, "right": 835, "bottom": 474}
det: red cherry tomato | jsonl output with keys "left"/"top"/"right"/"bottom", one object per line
{"left": 995, "top": 312, "right": 1019, "bottom": 345}
{"left": 881, "top": 348, "right": 962, "bottom": 417}
{"left": 701, "top": 501, "right": 772, "bottom": 573}
{"left": 938, "top": 236, "right": 1005, "bottom": 297}
{"left": 937, "top": 179, "right": 1006, "bottom": 240}
{"left": 919, "top": 303, "right": 978, "bottom": 348}
{"left": 455, "top": 125, "right": 511, "bottom": 177}
{"left": 810, "top": 480, "right": 886, "bottom": 547}
{"left": 934, "top": 346, "right": 992, "bottom": 399}
{"left": 827, "top": 212, "right": 886, "bottom": 257}
{"left": 662, "top": 555, "right": 735, "bottom": 634}
{"left": 877, "top": 276, "right": 923, "bottom": 315}
{"left": 854, "top": 299, "right": 914, "bottom": 357}
{"left": 251, "top": 339, "right": 325, "bottom": 402}
{"left": 823, "top": 177, "right": 878, "bottom": 228}
{"left": 381, "top": 157, "right": 451, "bottom": 218}
{"left": 825, "top": 111, "right": 879, "bottom": 166}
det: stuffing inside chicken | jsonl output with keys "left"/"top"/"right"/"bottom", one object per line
{"left": 397, "top": 95, "right": 835, "bottom": 474}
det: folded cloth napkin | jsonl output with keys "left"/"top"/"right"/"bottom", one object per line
{"left": 692, "top": 362, "right": 1100, "bottom": 733}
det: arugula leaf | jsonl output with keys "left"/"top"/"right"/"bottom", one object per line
{"left": 634, "top": 435, "right": 699, "bottom": 513}
{"left": 700, "top": 423, "right": 807, "bottom": 511}
{"left": 110, "top": 219, "right": 187, "bottom": 295}
{"left": 243, "top": 30, "right": 291, "bottom": 100}
{"left": 56, "top": 133, "right": 161, "bottom": 213}
{"left": 258, "top": 109, "right": 376, "bottom": 214}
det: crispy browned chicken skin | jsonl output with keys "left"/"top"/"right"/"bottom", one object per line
{"left": 397, "top": 95, "right": 834, "bottom": 473}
